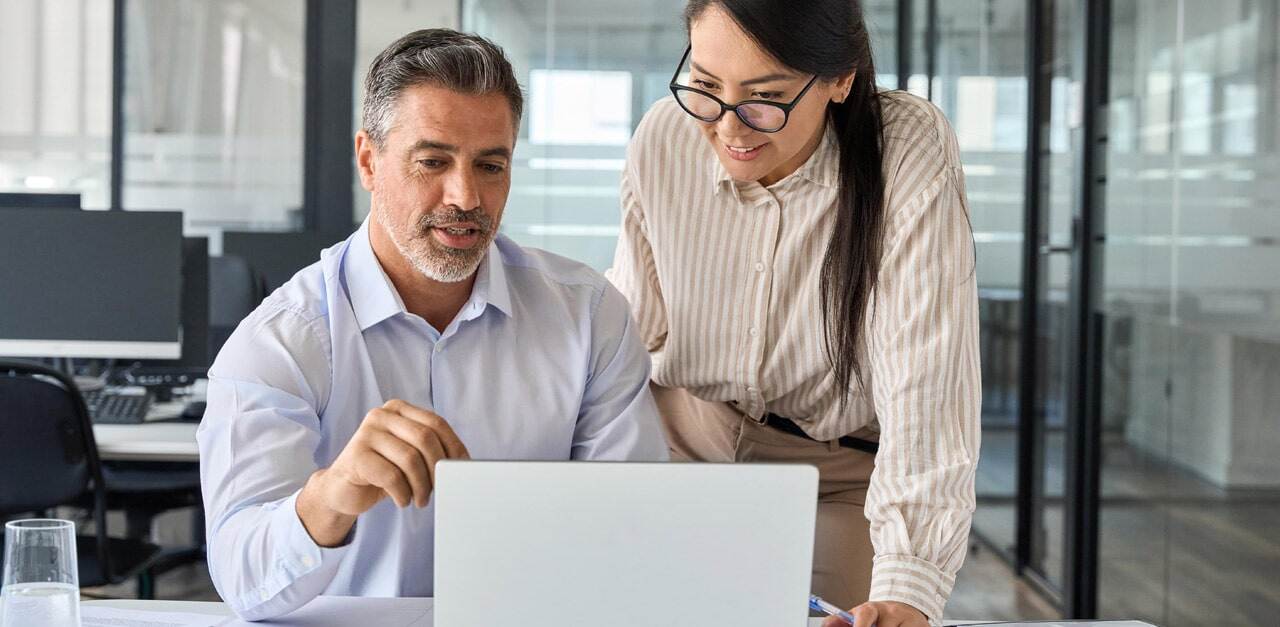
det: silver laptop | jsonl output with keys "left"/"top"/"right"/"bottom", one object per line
{"left": 433, "top": 461, "right": 819, "bottom": 627}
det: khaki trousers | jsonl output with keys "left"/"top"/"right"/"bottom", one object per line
{"left": 651, "top": 384, "right": 875, "bottom": 610}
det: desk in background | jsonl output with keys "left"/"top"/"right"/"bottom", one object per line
{"left": 92, "top": 382, "right": 203, "bottom": 463}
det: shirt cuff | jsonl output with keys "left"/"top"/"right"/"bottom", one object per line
{"left": 258, "top": 491, "right": 352, "bottom": 604}
{"left": 868, "top": 554, "right": 954, "bottom": 625}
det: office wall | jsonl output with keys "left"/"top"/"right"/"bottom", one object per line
{"left": 0, "top": 0, "right": 113, "bottom": 207}
{"left": 1098, "top": 1, "right": 1280, "bottom": 625}
{"left": 1105, "top": 0, "right": 1280, "bottom": 489}
{"left": 123, "top": 0, "right": 306, "bottom": 232}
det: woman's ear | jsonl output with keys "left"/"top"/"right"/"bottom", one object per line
{"left": 831, "top": 71, "right": 856, "bottom": 103}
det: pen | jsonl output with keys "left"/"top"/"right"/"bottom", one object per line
{"left": 809, "top": 594, "right": 856, "bottom": 626}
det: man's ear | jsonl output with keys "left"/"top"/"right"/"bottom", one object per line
{"left": 355, "top": 129, "right": 378, "bottom": 192}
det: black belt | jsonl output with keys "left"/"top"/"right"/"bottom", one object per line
{"left": 762, "top": 413, "right": 880, "bottom": 454}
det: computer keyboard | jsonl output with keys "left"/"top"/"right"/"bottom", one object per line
{"left": 83, "top": 388, "right": 153, "bottom": 424}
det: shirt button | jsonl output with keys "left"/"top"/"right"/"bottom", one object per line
{"left": 300, "top": 555, "right": 316, "bottom": 568}
{"left": 754, "top": 262, "right": 765, "bottom": 272}
{"left": 748, "top": 327, "right": 758, "bottom": 337}
{"left": 434, "top": 344, "right": 443, "bottom": 353}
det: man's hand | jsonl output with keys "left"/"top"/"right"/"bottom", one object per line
{"left": 822, "top": 600, "right": 929, "bottom": 627}
{"left": 296, "top": 399, "right": 470, "bottom": 546}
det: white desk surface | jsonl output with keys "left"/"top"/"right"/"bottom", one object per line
{"left": 93, "top": 421, "right": 200, "bottom": 462}
{"left": 80, "top": 598, "right": 833, "bottom": 626}
{"left": 77, "top": 599, "right": 1156, "bottom": 627}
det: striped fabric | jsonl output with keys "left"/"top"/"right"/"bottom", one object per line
{"left": 606, "top": 91, "right": 981, "bottom": 622}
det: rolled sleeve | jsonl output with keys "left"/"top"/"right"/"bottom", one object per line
{"left": 870, "top": 551, "right": 955, "bottom": 623}
{"left": 216, "top": 490, "right": 352, "bottom": 620}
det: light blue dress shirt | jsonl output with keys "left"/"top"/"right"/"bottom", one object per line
{"left": 197, "top": 219, "right": 668, "bottom": 620}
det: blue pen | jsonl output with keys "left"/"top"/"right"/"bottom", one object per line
{"left": 809, "top": 594, "right": 857, "bottom": 625}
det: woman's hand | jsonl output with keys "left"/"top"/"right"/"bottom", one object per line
{"left": 822, "top": 600, "right": 929, "bottom": 627}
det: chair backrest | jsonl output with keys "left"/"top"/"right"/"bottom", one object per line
{"left": 0, "top": 360, "right": 103, "bottom": 516}
{"left": 222, "top": 230, "right": 335, "bottom": 293}
{"left": 208, "top": 254, "right": 266, "bottom": 359}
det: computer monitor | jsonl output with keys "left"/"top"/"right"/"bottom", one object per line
{"left": 0, "top": 209, "right": 183, "bottom": 359}
{"left": 222, "top": 230, "right": 338, "bottom": 291}
{"left": 0, "top": 192, "right": 81, "bottom": 210}
{"left": 128, "top": 237, "right": 210, "bottom": 379}
{"left": 176, "top": 237, "right": 210, "bottom": 369}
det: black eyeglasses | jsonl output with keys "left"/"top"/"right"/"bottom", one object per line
{"left": 668, "top": 45, "right": 819, "bottom": 133}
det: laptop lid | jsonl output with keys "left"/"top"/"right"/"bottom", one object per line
{"left": 433, "top": 461, "right": 819, "bottom": 627}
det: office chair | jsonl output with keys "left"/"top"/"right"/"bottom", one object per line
{"left": 209, "top": 254, "right": 268, "bottom": 358}
{"left": 99, "top": 460, "right": 204, "bottom": 580}
{"left": 0, "top": 360, "right": 162, "bottom": 598}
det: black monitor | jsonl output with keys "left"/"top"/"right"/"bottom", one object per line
{"left": 0, "top": 209, "right": 183, "bottom": 359}
{"left": 123, "top": 236, "right": 210, "bottom": 387}
{"left": 0, "top": 192, "right": 81, "bottom": 210}
{"left": 177, "top": 237, "right": 211, "bottom": 370}
{"left": 222, "top": 230, "right": 338, "bottom": 291}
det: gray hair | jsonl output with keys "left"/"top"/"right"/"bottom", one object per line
{"left": 362, "top": 29, "right": 523, "bottom": 146}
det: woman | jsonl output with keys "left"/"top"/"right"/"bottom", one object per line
{"left": 606, "top": 1, "right": 980, "bottom": 625}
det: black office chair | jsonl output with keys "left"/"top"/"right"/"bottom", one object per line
{"left": 209, "top": 254, "right": 268, "bottom": 358}
{"left": 0, "top": 360, "right": 162, "bottom": 597}
{"left": 99, "top": 460, "right": 204, "bottom": 579}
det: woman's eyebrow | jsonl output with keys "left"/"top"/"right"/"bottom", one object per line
{"left": 690, "top": 60, "right": 798, "bottom": 86}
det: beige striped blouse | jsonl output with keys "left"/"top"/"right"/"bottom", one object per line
{"left": 606, "top": 91, "right": 981, "bottom": 621}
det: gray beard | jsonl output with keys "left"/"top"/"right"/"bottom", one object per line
{"left": 381, "top": 208, "right": 493, "bottom": 283}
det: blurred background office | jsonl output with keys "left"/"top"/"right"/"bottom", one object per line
{"left": 1, "top": 1, "right": 1277, "bottom": 625}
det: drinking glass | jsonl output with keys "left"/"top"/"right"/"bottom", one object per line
{"left": 2, "top": 519, "right": 80, "bottom": 627}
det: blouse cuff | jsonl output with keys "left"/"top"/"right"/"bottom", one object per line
{"left": 869, "top": 553, "right": 955, "bottom": 625}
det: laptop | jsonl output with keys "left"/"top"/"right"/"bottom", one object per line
{"left": 433, "top": 461, "right": 819, "bottom": 627}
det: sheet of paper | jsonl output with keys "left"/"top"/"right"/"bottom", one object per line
{"left": 220, "top": 596, "right": 432, "bottom": 627}
{"left": 80, "top": 605, "right": 227, "bottom": 627}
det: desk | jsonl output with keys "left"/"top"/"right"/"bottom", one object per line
{"left": 74, "top": 599, "right": 1155, "bottom": 627}
{"left": 78, "top": 599, "right": 857, "bottom": 626}
{"left": 93, "top": 421, "right": 200, "bottom": 462}
{"left": 0, "top": 598, "right": 1152, "bottom": 627}
{"left": 91, "top": 384, "right": 203, "bottom": 463}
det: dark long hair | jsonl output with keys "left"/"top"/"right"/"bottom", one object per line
{"left": 684, "top": 0, "right": 886, "bottom": 405}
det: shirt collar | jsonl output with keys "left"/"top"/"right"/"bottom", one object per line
{"left": 344, "top": 219, "right": 407, "bottom": 331}
{"left": 469, "top": 238, "right": 513, "bottom": 319}
{"left": 711, "top": 121, "right": 840, "bottom": 199}
{"left": 344, "top": 219, "right": 513, "bottom": 332}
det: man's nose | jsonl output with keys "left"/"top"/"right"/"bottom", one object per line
{"left": 442, "top": 168, "right": 481, "bottom": 211}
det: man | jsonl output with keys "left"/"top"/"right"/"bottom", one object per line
{"left": 198, "top": 29, "right": 668, "bottom": 621}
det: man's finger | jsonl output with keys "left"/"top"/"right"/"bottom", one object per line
{"left": 357, "top": 450, "right": 413, "bottom": 508}
{"left": 366, "top": 429, "right": 432, "bottom": 507}
{"left": 382, "top": 416, "right": 448, "bottom": 490}
{"left": 388, "top": 402, "right": 471, "bottom": 460}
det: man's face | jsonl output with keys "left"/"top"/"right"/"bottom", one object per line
{"left": 357, "top": 84, "right": 515, "bottom": 283}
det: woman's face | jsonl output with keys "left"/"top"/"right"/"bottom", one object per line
{"left": 686, "top": 6, "right": 851, "bottom": 187}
